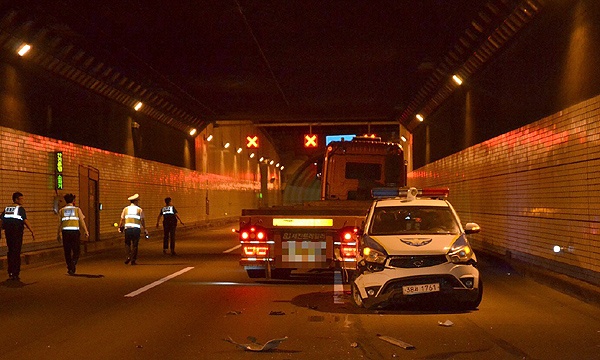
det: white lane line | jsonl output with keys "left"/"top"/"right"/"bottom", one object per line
{"left": 124, "top": 267, "right": 194, "bottom": 298}
{"left": 334, "top": 270, "right": 345, "bottom": 304}
{"left": 223, "top": 244, "right": 241, "bottom": 253}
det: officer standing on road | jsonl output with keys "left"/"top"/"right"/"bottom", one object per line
{"left": 0, "top": 192, "right": 35, "bottom": 281}
{"left": 117, "top": 194, "right": 148, "bottom": 265}
{"left": 56, "top": 193, "right": 89, "bottom": 275}
{"left": 156, "top": 197, "right": 184, "bottom": 255}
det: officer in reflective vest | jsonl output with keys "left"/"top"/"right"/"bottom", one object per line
{"left": 56, "top": 193, "right": 89, "bottom": 275}
{"left": 117, "top": 193, "right": 148, "bottom": 265}
{"left": 0, "top": 192, "right": 35, "bottom": 281}
{"left": 156, "top": 197, "right": 184, "bottom": 255}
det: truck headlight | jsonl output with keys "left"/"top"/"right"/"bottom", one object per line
{"left": 363, "top": 247, "right": 387, "bottom": 264}
{"left": 447, "top": 235, "right": 473, "bottom": 263}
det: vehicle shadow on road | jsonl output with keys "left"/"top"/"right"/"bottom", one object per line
{"left": 291, "top": 291, "right": 474, "bottom": 315}
{"left": 69, "top": 273, "right": 105, "bottom": 278}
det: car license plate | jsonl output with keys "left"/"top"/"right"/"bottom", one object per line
{"left": 402, "top": 283, "right": 440, "bottom": 295}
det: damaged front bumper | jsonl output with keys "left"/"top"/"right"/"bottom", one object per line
{"left": 354, "top": 262, "right": 481, "bottom": 309}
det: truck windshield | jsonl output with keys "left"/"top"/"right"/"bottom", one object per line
{"left": 370, "top": 206, "right": 460, "bottom": 235}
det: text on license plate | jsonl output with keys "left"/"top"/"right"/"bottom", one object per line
{"left": 402, "top": 283, "right": 440, "bottom": 295}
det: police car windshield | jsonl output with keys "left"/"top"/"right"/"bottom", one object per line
{"left": 370, "top": 206, "right": 460, "bottom": 235}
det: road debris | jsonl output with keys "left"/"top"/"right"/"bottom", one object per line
{"left": 438, "top": 320, "right": 454, "bottom": 327}
{"left": 224, "top": 336, "right": 288, "bottom": 352}
{"left": 377, "top": 334, "right": 415, "bottom": 350}
{"left": 350, "top": 342, "right": 359, "bottom": 348}
{"left": 269, "top": 311, "right": 285, "bottom": 315}
{"left": 226, "top": 310, "right": 242, "bottom": 315}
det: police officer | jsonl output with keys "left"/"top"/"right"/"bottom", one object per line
{"left": 56, "top": 193, "right": 89, "bottom": 275}
{"left": 156, "top": 197, "right": 184, "bottom": 255}
{"left": 0, "top": 192, "right": 35, "bottom": 281}
{"left": 117, "top": 194, "right": 148, "bottom": 265}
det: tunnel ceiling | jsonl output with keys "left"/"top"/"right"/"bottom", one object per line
{"left": 0, "top": 0, "right": 543, "bottom": 150}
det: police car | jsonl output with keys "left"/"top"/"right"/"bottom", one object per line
{"left": 351, "top": 187, "right": 482, "bottom": 310}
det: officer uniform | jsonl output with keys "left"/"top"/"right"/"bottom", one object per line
{"left": 160, "top": 205, "right": 178, "bottom": 254}
{"left": 119, "top": 194, "right": 147, "bottom": 265}
{"left": 1, "top": 204, "right": 27, "bottom": 280}
{"left": 58, "top": 201, "right": 88, "bottom": 275}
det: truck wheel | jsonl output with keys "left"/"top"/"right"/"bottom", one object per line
{"left": 246, "top": 269, "right": 266, "bottom": 278}
{"left": 351, "top": 281, "right": 365, "bottom": 308}
{"left": 271, "top": 269, "right": 292, "bottom": 279}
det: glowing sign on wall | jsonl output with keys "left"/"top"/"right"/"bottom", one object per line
{"left": 55, "top": 151, "right": 63, "bottom": 190}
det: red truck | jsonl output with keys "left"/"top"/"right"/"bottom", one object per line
{"left": 238, "top": 136, "right": 406, "bottom": 281}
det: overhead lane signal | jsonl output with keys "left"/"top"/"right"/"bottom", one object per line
{"left": 304, "top": 134, "right": 318, "bottom": 148}
{"left": 246, "top": 135, "right": 259, "bottom": 149}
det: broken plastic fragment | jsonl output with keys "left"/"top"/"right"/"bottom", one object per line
{"left": 226, "top": 310, "right": 242, "bottom": 315}
{"left": 350, "top": 342, "right": 359, "bottom": 348}
{"left": 438, "top": 320, "right": 454, "bottom": 327}
{"left": 224, "top": 336, "right": 288, "bottom": 352}
{"left": 377, "top": 335, "right": 415, "bottom": 350}
{"left": 269, "top": 311, "right": 285, "bottom": 315}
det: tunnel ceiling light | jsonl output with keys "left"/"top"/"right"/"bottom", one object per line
{"left": 223, "top": 142, "right": 230, "bottom": 149}
{"left": 452, "top": 74, "right": 463, "bottom": 85}
{"left": 134, "top": 101, "right": 143, "bottom": 111}
{"left": 400, "top": 135, "right": 407, "bottom": 142}
{"left": 416, "top": 114, "right": 424, "bottom": 122}
{"left": 205, "top": 134, "right": 213, "bottom": 141}
{"left": 259, "top": 156, "right": 264, "bottom": 162}
{"left": 276, "top": 163, "right": 280, "bottom": 168}
{"left": 17, "top": 43, "right": 31, "bottom": 56}
{"left": 236, "top": 147, "right": 243, "bottom": 154}
{"left": 250, "top": 153, "right": 255, "bottom": 158}
{"left": 280, "top": 166, "right": 285, "bottom": 170}
{"left": 189, "top": 128, "right": 197, "bottom": 136}
{"left": 269, "top": 160, "right": 274, "bottom": 165}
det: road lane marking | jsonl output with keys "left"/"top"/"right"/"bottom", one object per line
{"left": 223, "top": 244, "right": 241, "bottom": 253}
{"left": 124, "top": 267, "right": 194, "bottom": 297}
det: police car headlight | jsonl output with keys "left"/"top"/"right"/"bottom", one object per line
{"left": 447, "top": 235, "right": 473, "bottom": 263}
{"left": 363, "top": 247, "right": 387, "bottom": 265}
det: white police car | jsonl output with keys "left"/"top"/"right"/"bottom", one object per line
{"left": 351, "top": 187, "right": 482, "bottom": 310}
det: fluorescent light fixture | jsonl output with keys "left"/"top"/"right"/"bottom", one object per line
{"left": 189, "top": 128, "right": 197, "bottom": 136}
{"left": 205, "top": 134, "right": 213, "bottom": 141}
{"left": 134, "top": 101, "right": 143, "bottom": 111}
{"left": 280, "top": 166, "right": 285, "bottom": 170}
{"left": 452, "top": 75, "right": 463, "bottom": 85}
{"left": 416, "top": 114, "right": 424, "bottom": 122}
{"left": 275, "top": 163, "right": 280, "bottom": 168}
{"left": 236, "top": 147, "right": 242, "bottom": 154}
{"left": 269, "top": 160, "right": 274, "bottom": 165}
{"left": 223, "top": 142, "right": 230, "bottom": 149}
{"left": 400, "top": 135, "right": 407, "bottom": 142}
{"left": 273, "top": 218, "right": 333, "bottom": 227}
{"left": 259, "top": 157, "right": 264, "bottom": 162}
{"left": 17, "top": 44, "right": 31, "bottom": 56}
{"left": 250, "top": 153, "right": 255, "bottom": 158}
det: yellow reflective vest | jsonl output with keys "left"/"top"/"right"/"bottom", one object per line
{"left": 124, "top": 205, "right": 143, "bottom": 229}
{"left": 60, "top": 206, "right": 80, "bottom": 231}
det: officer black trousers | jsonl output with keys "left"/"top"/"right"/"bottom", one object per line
{"left": 4, "top": 228, "right": 24, "bottom": 277}
{"left": 124, "top": 228, "right": 141, "bottom": 262}
{"left": 163, "top": 224, "right": 176, "bottom": 252}
{"left": 62, "top": 230, "right": 81, "bottom": 272}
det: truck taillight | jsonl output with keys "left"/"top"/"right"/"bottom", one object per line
{"left": 243, "top": 246, "right": 269, "bottom": 256}
{"left": 239, "top": 225, "right": 268, "bottom": 242}
{"left": 339, "top": 226, "right": 359, "bottom": 260}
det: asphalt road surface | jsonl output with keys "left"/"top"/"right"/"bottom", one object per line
{"left": 1, "top": 225, "right": 599, "bottom": 360}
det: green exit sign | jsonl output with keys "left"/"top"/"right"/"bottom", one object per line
{"left": 55, "top": 151, "right": 63, "bottom": 190}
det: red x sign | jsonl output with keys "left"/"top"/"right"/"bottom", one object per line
{"left": 304, "top": 134, "right": 318, "bottom": 148}
{"left": 246, "top": 135, "right": 259, "bottom": 148}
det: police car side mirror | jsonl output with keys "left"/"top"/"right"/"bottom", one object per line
{"left": 464, "top": 222, "right": 481, "bottom": 234}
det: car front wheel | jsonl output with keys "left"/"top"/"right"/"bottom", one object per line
{"left": 351, "top": 281, "right": 365, "bottom": 308}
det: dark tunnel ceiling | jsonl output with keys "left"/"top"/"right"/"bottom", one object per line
{"left": 3, "top": 1, "right": 542, "bottom": 142}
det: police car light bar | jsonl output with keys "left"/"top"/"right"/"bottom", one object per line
{"left": 371, "top": 187, "right": 449, "bottom": 199}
